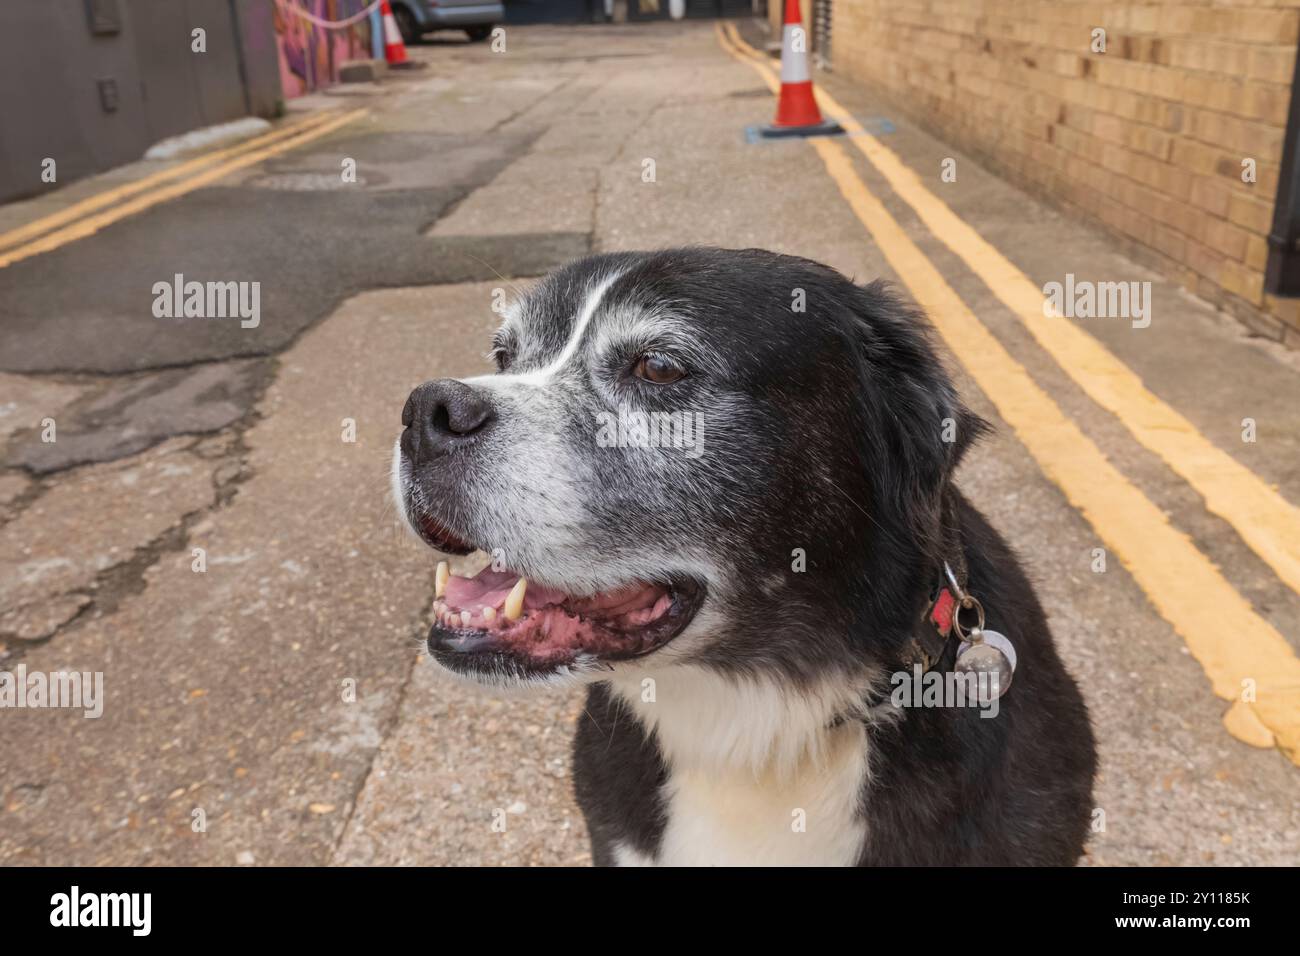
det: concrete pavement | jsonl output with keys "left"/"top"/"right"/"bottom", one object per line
{"left": 1, "top": 21, "right": 1297, "bottom": 866}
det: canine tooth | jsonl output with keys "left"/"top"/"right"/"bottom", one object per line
{"left": 435, "top": 561, "right": 449, "bottom": 599}
{"left": 504, "top": 578, "right": 527, "bottom": 621}
{"left": 483, "top": 606, "right": 496, "bottom": 622}
{"left": 460, "top": 610, "right": 472, "bottom": 628}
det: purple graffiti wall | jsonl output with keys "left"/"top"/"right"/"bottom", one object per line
{"left": 272, "top": 0, "right": 376, "bottom": 98}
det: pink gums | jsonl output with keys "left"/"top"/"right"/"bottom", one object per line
{"left": 436, "top": 565, "right": 673, "bottom": 661}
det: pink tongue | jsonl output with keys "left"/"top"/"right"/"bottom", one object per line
{"left": 442, "top": 566, "right": 664, "bottom": 614}
{"left": 571, "top": 584, "right": 663, "bottom": 614}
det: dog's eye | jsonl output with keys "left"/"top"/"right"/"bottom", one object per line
{"left": 633, "top": 353, "right": 685, "bottom": 385}
{"left": 490, "top": 331, "right": 516, "bottom": 371}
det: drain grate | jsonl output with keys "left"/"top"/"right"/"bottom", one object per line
{"left": 814, "top": 0, "right": 833, "bottom": 71}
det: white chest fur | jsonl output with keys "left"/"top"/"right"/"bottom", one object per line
{"left": 607, "top": 668, "right": 871, "bottom": 867}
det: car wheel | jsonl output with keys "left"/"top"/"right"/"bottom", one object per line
{"left": 393, "top": 5, "right": 420, "bottom": 45}
{"left": 465, "top": 25, "right": 492, "bottom": 42}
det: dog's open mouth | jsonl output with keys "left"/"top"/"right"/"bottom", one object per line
{"left": 412, "top": 512, "right": 705, "bottom": 677}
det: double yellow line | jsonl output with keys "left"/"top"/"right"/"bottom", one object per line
{"left": 718, "top": 22, "right": 1300, "bottom": 764}
{"left": 0, "top": 107, "right": 368, "bottom": 269}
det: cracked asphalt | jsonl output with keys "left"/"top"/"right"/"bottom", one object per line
{"left": 1, "top": 21, "right": 1298, "bottom": 866}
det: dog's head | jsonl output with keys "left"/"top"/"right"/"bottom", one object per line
{"left": 393, "top": 247, "right": 982, "bottom": 690}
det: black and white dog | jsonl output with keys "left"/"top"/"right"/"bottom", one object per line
{"left": 393, "top": 247, "right": 1096, "bottom": 866}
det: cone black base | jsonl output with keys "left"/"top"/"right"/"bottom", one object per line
{"left": 757, "top": 120, "right": 845, "bottom": 139}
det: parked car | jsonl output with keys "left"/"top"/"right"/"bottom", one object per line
{"left": 389, "top": 1, "right": 504, "bottom": 43}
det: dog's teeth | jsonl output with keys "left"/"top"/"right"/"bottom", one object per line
{"left": 504, "top": 577, "right": 527, "bottom": 621}
{"left": 483, "top": 606, "right": 496, "bottom": 623}
{"left": 460, "top": 610, "right": 472, "bottom": 628}
{"left": 435, "top": 561, "right": 449, "bottom": 599}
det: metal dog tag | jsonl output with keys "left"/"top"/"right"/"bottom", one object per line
{"left": 955, "top": 629, "right": 1016, "bottom": 699}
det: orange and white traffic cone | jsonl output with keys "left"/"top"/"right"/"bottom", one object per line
{"left": 760, "top": 0, "right": 843, "bottom": 138}
{"left": 380, "top": 0, "right": 411, "bottom": 68}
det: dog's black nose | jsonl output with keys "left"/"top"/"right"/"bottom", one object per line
{"left": 401, "top": 379, "right": 494, "bottom": 461}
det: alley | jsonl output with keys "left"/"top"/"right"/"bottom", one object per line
{"left": 1, "top": 20, "right": 1297, "bottom": 866}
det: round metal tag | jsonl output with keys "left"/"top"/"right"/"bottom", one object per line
{"left": 955, "top": 629, "right": 1016, "bottom": 699}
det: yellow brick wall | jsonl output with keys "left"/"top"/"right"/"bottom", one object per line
{"left": 830, "top": 0, "right": 1300, "bottom": 345}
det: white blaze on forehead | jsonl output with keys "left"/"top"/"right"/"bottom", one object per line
{"left": 497, "top": 269, "right": 624, "bottom": 386}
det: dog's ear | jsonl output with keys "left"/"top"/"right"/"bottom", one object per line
{"left": 843, "top": 280, "right": 989, "bottom": 547}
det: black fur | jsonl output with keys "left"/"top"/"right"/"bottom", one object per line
{"left": 563, "top": 248, "right": 1096, "bottom": 866}
{"left": 400, "top": 245, "right": 1096, "bottom": 865}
